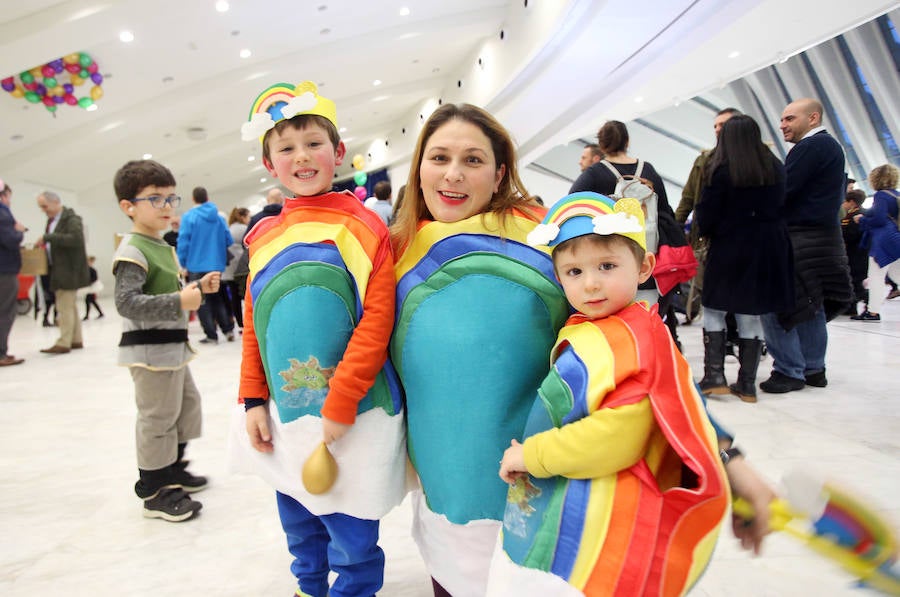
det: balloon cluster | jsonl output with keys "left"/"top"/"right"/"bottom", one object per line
{"left": 1, "top": 53, "right": 104, "bottom": 114}
{"left": 351, "top": 153, "right": 367, "bottom": 201}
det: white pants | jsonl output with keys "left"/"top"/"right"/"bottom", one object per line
{"left": 867, "top": 257, "right": 900, "bottom": 315}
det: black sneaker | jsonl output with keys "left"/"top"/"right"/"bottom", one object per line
{"left": 171, "top": 461, "right": 208, "bottom": 493}
{"left": 143, "top": 487, "right": 202, "bottom": 522}
{"left": 199, "top": 337, "right": 218, "bottom": 344}
{"left": 759, "top": 371, "right": 806, "bottom": 394}
{"left": 854, "top": 311, "right": 881, "bottom": 322}
{"left": 805, "top": 370, "right": 828, "bottom": 387}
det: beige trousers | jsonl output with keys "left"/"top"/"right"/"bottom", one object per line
{"left": 53, "top": 289, "right": 82, "bottom": 348}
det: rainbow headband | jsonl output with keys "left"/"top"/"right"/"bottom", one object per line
{"left": 527, "top": 192, "right": 646, "bottom": 250}
{"left": 241, "top": 81, "right": 337, "bottom": 142}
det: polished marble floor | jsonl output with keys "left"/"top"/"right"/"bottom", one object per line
{"left": 1, "top": 296, "right": 899, "bottom": 596}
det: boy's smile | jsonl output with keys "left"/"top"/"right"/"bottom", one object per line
{"left": 265, "top": 124, "right": 345, "bottom": 198}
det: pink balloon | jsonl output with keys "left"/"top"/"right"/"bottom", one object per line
{"left": 353, "top": 186, "right": 367, "bottom": 201}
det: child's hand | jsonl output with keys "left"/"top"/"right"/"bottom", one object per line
{"left": 179, "top": 282, "right": 202, "bottom": 311}
{"left": 246, "top": 405, "right": 274, "bottom": 453}
{"left": 499, "top": 439, "right": 528, "bottom": 484}
{"left": 199, "top": 271, "right": 221, "bottom": 294}
{"left": 322, "top": 416, "right": 352, "bottom": 444}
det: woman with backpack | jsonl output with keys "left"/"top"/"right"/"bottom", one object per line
{"left": 852, "top": 164, "right": 900, "bottom": 322}
{"left": 569, "top": 120, "right": 687, "bottom": 346}
{"left": 694, "top": 115, "right": 794, "bottom": 402}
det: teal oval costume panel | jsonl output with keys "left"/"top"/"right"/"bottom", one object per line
{"left": 254, "top": 244, "right": 399, "bottom": 424}
{"left": 393, "top": 230, "right": 568, "bottom": 525}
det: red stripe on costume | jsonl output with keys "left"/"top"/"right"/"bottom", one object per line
{"left": 583, "top": 472, "right": 642, "bottom": 596}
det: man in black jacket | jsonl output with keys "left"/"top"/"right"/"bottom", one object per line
{"left": 760, "top": 98, "right": 852, "bottom": 393}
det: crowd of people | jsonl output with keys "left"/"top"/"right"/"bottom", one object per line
{"left": 1, "top": 84, "right": 898, "bottom": 597}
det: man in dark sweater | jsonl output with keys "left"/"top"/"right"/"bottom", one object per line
{"left": 0, "top": 180, "right": 26, "bottom": 366}
{"left": 760, "top": 98, "right": 852, "bottom": 393}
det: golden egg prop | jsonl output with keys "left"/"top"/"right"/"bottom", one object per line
{"left": 302, "top": 441, "right": 338, "bottom": 494}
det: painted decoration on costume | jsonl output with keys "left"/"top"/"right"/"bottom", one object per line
{"left": 392, "top": 210, "right": 569, "bottom": 525}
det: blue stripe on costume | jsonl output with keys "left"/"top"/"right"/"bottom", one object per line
{"left": 555, "top": 347, "right": 591, "bottom": 425}
{"left": 552, "top": 478, "right": 590, "bottom": 580}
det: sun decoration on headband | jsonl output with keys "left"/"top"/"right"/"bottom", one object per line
{"left": 527, "top": 192, "right": 646, "bottom": 251}
{"left": 240, "top": 81, "right": 338, "bottom": 142}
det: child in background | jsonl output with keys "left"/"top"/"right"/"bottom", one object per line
{"left": 83, "top": 255, "right": 104, "bottom": 320}
{"left": 490, "top": 192, "right": 729, "bottom": 597}
{"left": 112, "top": 159, "right": 218, "bottom": 522}
{"left": 228, "top": 81, "right": 406, "bottom": 597}
{"left": 841, "top": 189, "right": 868, "bottom": 316}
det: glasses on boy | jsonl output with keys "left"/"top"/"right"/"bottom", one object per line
{"left": 130, "top": 195, "right": 182, "bottom": 209}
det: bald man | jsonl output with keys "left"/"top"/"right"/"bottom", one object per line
{"left": 36, "top": 191, "right": 90, "bottom": 354}
{"left": 759, "top": 98, "right": 851, "bottom": 394}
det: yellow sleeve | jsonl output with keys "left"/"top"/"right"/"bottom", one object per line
{"left": 522, "top": 398, "right": 654, "bottom": 479}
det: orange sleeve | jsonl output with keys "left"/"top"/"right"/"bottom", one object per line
{"left": 238, "top": 275, "right": 269, "bottom": 402}
{"left": 319, "top": 238, "right": 395, "bottom": 424}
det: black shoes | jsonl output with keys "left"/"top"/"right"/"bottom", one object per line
{"left": 759, "top": 371, "right": 806, "bottom": 394}
{"left": 804, "top": 370, "right": 828, "bottom": 387}
{"left": 199, "top": 337, "right": 217, "bottom": 344}
{"left": 142, "top": 487, "right": 202, "bottom": 522}
{"left": 170, "top": 460, "right": 208, "bottom": 493}
{"left": 850, "top": 310, "right": 880, "bottom": 321}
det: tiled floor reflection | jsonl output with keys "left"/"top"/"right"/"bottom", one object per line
{"left": 1, "top": 296, "right": 898, "bottom": 596}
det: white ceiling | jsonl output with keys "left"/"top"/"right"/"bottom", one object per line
{"left": 0, "top": 0, "right": 897, "bottom": 212}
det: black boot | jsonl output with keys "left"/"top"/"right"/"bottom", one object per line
{"left": 729, "top": 338, "right": 763, "bottom": 403}
{"left": 698, "top": 330, "right": 729, "bottom": 394}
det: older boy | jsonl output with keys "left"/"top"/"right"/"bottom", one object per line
{"left": 490, "top": 192, "right": 728, "bottom": 597}
{"left": 112, "top": 160, "right": 219, "bottom": 521}
{"left": 229, "top": 81, "right": 406, "bottom": 597}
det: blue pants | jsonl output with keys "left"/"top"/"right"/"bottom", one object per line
{"left": 276, "top": 492, "right": 384, "bottom": 597}
{"left": 761, "top": 308, "right": 827, "bottom": 380}
{"left": 702, "top": 307, "right": 763, "bottom": 339}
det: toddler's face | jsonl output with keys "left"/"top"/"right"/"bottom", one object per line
{"left": 554, "top": 239, "right": 653, "bottom": 319}
{"left": 265, "top": 124, "right": 345, "bottom": 197}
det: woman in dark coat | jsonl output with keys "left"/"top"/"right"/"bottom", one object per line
{"left": 695, "top": 115, "right": 794, "bottom": 402}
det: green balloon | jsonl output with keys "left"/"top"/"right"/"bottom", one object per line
{"left": 77, "top": 96, "right": 93, "bottom": 108}
{"left": 24, "top": 91, "right": 40, "bottom": 103}
{"left": 45, "top": 104, "right": 57, "bottom": 112}
{"left": 353, "top": 170, "right": 367, "bottom": 186}
{"left": 79, "top": 53, "right": 92, "bottom": 67}
{"left": 20, "top": 71, "right": 34, "bottom": 84}
{"left": 43, "top": 77, "right": 57, "bottom": 88}
{"left": 80, "top": 69, "right": 89, "bottom": 78}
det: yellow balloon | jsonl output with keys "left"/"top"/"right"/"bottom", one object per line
{"left": 52, "top": 85, "right": 65, "bottom": 96}
{"left": 70, "top": 74, "right": 83, "bottom": 86}
{"left": 351, "top": 154, "right": 365, "bottom": 171}
{"left": 10, "top": 86, "right": 24, "bottom": 98}
{"left": 90, "top": 85, "right": 103, "bottom": 101}
{"left": 30, "top": 67, "right": 42, "bottom": 78}
{"left": 64, "top": 53, "right": 80, "bottom": 65}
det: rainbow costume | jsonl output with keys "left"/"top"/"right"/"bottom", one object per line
{"left": 392, "top": 208, "right": 569, "bottom": 595}
{"left": 487, "top": 193, "right": 729, "bottom": 596}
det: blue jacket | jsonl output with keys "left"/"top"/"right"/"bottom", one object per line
{"left": 860, "top": 189, "right": 900, "bottom": 268}
{"left": 0, "top": 203, "right": 24, "bottom": 274}
{"left": 176, "top": 202, "right": 233, "bottom": 272}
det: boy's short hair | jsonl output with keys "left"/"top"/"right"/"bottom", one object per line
{"left": 845, "top": 189, "right": 866, "bottom": 206}
{"left": 374, "top": 181, "right": 391, "bottom": 201}
{"left": 113, "top": 160, "right": 176, "bottom": 202}
{"left": 262, "top": 114, "right": 341, "bottom": 164}
{"left": 552, "top": 233, "right": 646, "bottom": 270}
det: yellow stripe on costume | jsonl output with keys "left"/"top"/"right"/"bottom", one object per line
{"left": 394, "top": 212, "right": 551, "bottom": 278}
{"left": 248, "top": 221, "right": 372, "bottom": 299}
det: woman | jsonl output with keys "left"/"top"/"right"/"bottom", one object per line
{"left": 223, "top": 206, "right": 250, "bottom": 328}
{"left": 569, "top": 120, "right": 683, "bottom": 342}
{"left": 694, "top": 115, "right": 793, "bottom": 402}
{"left": 391, "top": 103, "right": 568, "bottom": 596}
{"left": 853, "top": 164, "right": 900, "bottom": 322}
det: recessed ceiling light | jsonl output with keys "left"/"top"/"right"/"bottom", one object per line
{"left": 247, "top": 156, "right": 255, "bottom": 161}
{"left": 634, "top": 96, "right": 644, "bottom": 103}
{"left": 143, "top": 153, "right": 153, "bottom": 159}
{"left": 372, "top": 79, "right": 382, "bottom": 86}
{"left": 215, "top": 0, "right": 230, "bottom": 12}
{"left": 339, "top": 127, "right": 347, "bottom": 133}
{"left": 399, "top": 6, "right": 410, "bottom": 16}
{"left": 240, "top": 48, "right": 251, "bottom": 58}
{"left": 372, "top": 95, "right": 390, "bottom": 102}
{"left": 260, "top": 177, "right": 266, "bottom": 183}
{"left": 119, "top": 30, "right": 134, "bottom": 43}
{"left": 86, "top": 104, "right": 98, "bottom": 111}
{"left": 728, "top": 50, "right": 740, "bottom": 59}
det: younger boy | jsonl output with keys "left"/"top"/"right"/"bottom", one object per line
{"left": 489, "top": 192, "right": 729, "bottom": 597}
{"left": 229, "top": 82, "right": 406, "bottom": 597}
{"left": 841, "top": 189, "right": 868, "bottom": 316}
{"left": 112, "top": 160, "right": 218, "bottom": 522}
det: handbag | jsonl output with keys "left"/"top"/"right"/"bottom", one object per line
{"left": 653, "top": 202, "right": 697, "bottom": 295}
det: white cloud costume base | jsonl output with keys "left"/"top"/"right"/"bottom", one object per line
{"left": 227, "top": 404, "right": 407, "bottom": 520}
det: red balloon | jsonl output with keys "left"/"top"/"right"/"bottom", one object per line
{"left": 41, "top": 65, "right": 55, "bottom": 78}
{"left": 87, "top": 62, "right": 98, "bottom": 74}
{"left": 41, "top": 95, "right": 54, "bottom": 107}
{"left": 23, "top": 82, "right": 37, "bottom": 91}
{"left": 65, "top": 63, "right": 81, "bottom": 74}
{"left": 1, "top": 77, "right": 13, "bottom": 87}
{"left": 64, "top": 94, "right": 78, "bottom": 106}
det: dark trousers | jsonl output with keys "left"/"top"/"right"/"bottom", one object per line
{"left": 188, "top": 271, "right": 233, "bottom": 340}
{"left": 0, "top": 274, "right": 17, "bottom": 357}
{"left": 222, "top": 280, "right": 243, "bottom": 328}
{"left": 84, "top": 293, "right": 103, "bottom": 318}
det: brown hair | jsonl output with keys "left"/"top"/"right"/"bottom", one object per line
{"left": 869, "top": 164, "right": 899, "bottom": 191}
{"left": 113, "top": 160, "right": 176, "bottom": 202}
{"left": 262, "top": 114, "right": 340, "bottom": 165}
{"left": 596, "top": 120, "right": 629, "bottom": 155}
{"left": 228, "top": 206, "right": 250, "bottom": 225}
{"left": 374, "top": 180, "right": 391, "bottom": 201}
{"left": 390, "top": 103, "right": 541, "bottom": 251}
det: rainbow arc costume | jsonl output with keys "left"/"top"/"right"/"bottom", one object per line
{"left": 487, "top": 193, "right": 729, "bottom": 597}
{"left": 391, "top": 207, "right": 569, "bottom": 594}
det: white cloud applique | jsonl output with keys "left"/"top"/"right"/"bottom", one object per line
{"left": 592, "top": 212, "right": 642, "bottom": 236}
{"left": 241, "top": 112, "right": 275, "bottom": 141}
{"left": 526, "top": 223, "right": 561, "bottom": 247}
{"left": 281, "top": 92, "right": 318, "bottom": 119}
